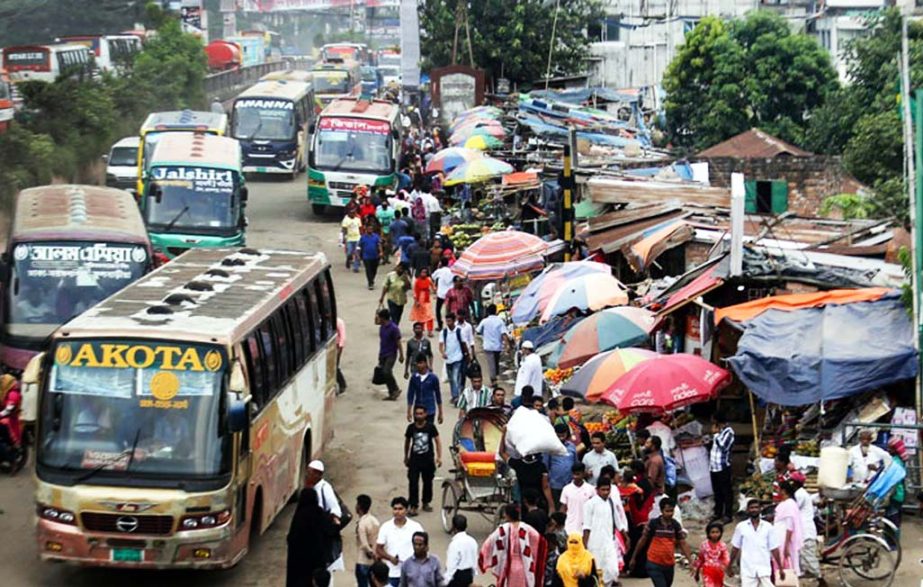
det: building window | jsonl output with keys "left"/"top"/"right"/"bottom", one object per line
{"left": 745, "top": 180, "right": 788, "bottom": 215}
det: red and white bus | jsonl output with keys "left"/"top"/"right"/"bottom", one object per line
{"left": 56, "top": 35, "right": 142, "bottom": 75}
{"left": 2, "top": 44, "right": 94, "bottom": 83}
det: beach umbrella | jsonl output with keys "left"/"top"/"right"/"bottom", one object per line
{"left": 552, "top": 307, "right": 658, "bottom": 369}
{"left": 539, "top": 273, "right": 629, "bottom": 323}
{"left": 443, "top": 157, "right": 514, "bottom": 186}
{"left": 464, "top": 135, "right": 503, "bottom": 150}
{"left": 450, "top": 124, "right": 508, "bottom": 145}
{"left": 510, "top": 261, "right": 611, "bottom": 325}
{"left": 424, "top": 147, "right": 484, "bottom": 174}
{"left": 450, "top": 230, "right": 548, "bottom": 280}
{"left": 599, "top": 354, "right": 732, "bottom": 414}
{"left": 560, "top": 348, "right": 658, "bottom": 402}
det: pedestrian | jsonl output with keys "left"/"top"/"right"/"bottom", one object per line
{"left": 709, "top": 415, "right": 735, "bottom": 523}
{"left": 545, "top": 423, "right": 578, "bottom": 507}
{"left": 629, "top": 497, "right": 693, "bottom": 587}
{"left": 406, "top": 355, "right": 443, "bottom": 424}
{"left": 772, "top": 480, "right": 802, "bottom": 578}
{"left": 410, "top": 189, "right": 429, "bottom": 242}
{"left": 522, "top": 488, "right": 550, "bottom": 535}
{"left": 439, "top": 312, "right": 469, "bottom": 404}
{"left": 306, "top": 460, "right": 342, "bottom": 524}
{"left": 554, "top": 533, "right": 601, "bottom": 587}
{"left": 445, "top": 276, "right": 475, "bottom": 318}
{"left": 791, "top": 471, "right": 820, "bottom": 580}
{"left": 286, "top": 488, "right": 334, "bottom": 587}
{"left": 555, "top": 397, "right": 590, "bottom": 456}
{"left": 510, "top": 453, "right": 555, "bottom": 514}
{"left": 370, "top": 561, "right": 391, "bottom": 587}
{"left": 445, "top": 514, "right": 479, "bottom": 587}
{"left": 847, "top": 428, "right": 890, "bottom": 485}
{"left": 404, "top": 404, "right": 442, "bottom": 517}
{"left": 409, "top": 267, "right": 435, "bottom": 336}
{"left": 376, "top": 308, "right": 404, "bottom": 401}
{"left": 341, "top": 209, "right": 362, "bottom": 272}
{"left": 313, "top": 568, "right": 331, "bottom": 587}
{"left": 431, "top": 259, "right": 455, "bottom": 330}
{"left": 400, "top": 531, "right": 443, "bottom": 587}
{"left": 359, "top": 194, "right": 377, "bottom": 220}
{"left": 456, "top": 309, "right": 477, "bottom": 377}
{"left": 358, "top": 224, "right": 384, "bottom": 290}
{"left": 403, "top": 322, "right": 434, "bottom": 379}
{"left": 544, "top": 512, "right": 569, "bottom": 586}
{"left": 379, "top": 263, "right": 412, "bottom": 326}
{"left": 377, "top": 197, "right": 396, "bottom": 259}
{"left": 479, "top": 503, "right": 547, "bottom": 587}
{"left": 410, "top": 235, "right": 433, "bottom": 276}
{"left": 582, "top": 476, "right": 628, "bottom": 586}
{"left": 728, "top": 499, "right": 786, "bottom": 587}
{"left": 560, "top": 463, "right": 596, "bottom": 536}
{"left": 645, "top": 436, "right": 666, "bottom": 495}
{"left": 886, "top": 437, "right": 907, "bottom": 528}
{"left": 488, "top": 386, "right": 513, "bottom": 418}
{"left": 457, "top": 371, "right": 492, "bottom": 418}
{"left": 336, "top": 316, "right": 347, "bottom": 394}
{"left": 390, "top": 209, "right": 410, "bottom": 262}
{"left": 476, "top": 304, "right": 508, "bottom": 385}
{"left": 210, "top": 96, "right": 224, "bottom": 114}
{"left": 693, "top": 522, "right": 730, "bottom": 587}
{"left": 355, "top": 494, "right": 381, "bottom": 587}
{"left": 514, "top": 340, "right": 543, "bottom": 400}
{"left": 581, "top": 431, "right": 618, "bottom": 486}
{"left": 376, "top": 497, "right": 424, "bottom": 587}
{"left": 511, "top": 384, "right": 534, "bottom": 410}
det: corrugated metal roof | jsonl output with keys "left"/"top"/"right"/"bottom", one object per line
{"left": 697, "top": 128, "right": 812, "bottom": 159}
{"left": 11, "top": 185, "right": 147, "bottom": 242}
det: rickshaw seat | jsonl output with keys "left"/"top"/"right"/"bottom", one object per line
{"left": 459, "top": 451, "right": 496, "bottom": 477}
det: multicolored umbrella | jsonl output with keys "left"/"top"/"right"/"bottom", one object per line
{"left": 539, "top": 273, "right": 629, "bottom": 323}
{"left": 451, "top": 230, "right": 549, "bottom": 280}
{"left": 560, "top": 348, "right": 658, "bottom": 402}
{"left": 450, "top": 124, "right": 507, "bottom": 146}
{"left": 511, "top": 261, "right": 611, "bottom": 325}
{"left": 551, "top": 307, "right": 658, "bottom": 369}
{"left": 599, "top": 354, "right": 732, "bottom": 414}
{"left": 424, "top": 147, "right": 484, "bottom": 174}
{"left": 464, "top": 135, "right": 503, "bottom": 150}
{"left": 444, "top": 157, "right": 514, "bottom": 186}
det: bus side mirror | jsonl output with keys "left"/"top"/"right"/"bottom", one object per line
{"left": 308, "top": 123, "right": 315, "bottom": 135}
{"left": 228, "top": 394, "right": 249, "bottom": 433}
{"left": 391, "top": 129, "right": 399, "bottom": 140}
{"left": 21, "top": 351, "right": 45, "bottom": 423}
{"left": 0, "top": 252, "right": 9, "bottom": 284}
{"left": 240, "top": 186, "right": 249, "bottom": 204}
{"left": 149, "top": 183, "right": 162, "bottom": 204}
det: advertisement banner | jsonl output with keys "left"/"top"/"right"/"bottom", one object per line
{"left": 399, "top": 0, "right": 420, "bottom": 89}
{"left": 318, "top": 117, "right": 390, "bottom": 134}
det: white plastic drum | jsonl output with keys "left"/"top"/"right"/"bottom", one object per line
{"left": 817, "top": 445, "right": 849, "bottom": 488}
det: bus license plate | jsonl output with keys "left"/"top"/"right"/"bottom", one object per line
{"left": 111, "top": 548, "right": 143, "bottom": 562}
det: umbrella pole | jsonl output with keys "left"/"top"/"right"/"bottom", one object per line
{"left": 747, "top": 389, "right": 760, "bottom": 459}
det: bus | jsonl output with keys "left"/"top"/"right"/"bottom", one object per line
{"left": 231, "top": 80, "right": 314, "bottom": 176}
{"left": 0, "top": 185, "right": 153, "bottom": 375}
{"left": 137, "top": 110, "right": 229, "bottom": 195}
{"left": 0, "top": 68, "right": 12, "bottom": 132}
{"left": 308, "top": 98, "right": 401, "bottom": 215}
{"left": 260, "top": 69, "right": 312, "bottom": 83}
{"left": 26, "top": 247, "right": 338, "bottom": 569}
{"left": 2, "top": 43, "right": 93, "bottom": 83}
{"left": 310, "top": 62, "right": 361, "bottom": 110}
{"left": 56, "top": 34, "right": 142, "bottom": 75}
{"left": 320, "top": 43, "right": 370, "bottom": 66}
{"left": 142, "top": 133, "right": 248, "bottom": 258}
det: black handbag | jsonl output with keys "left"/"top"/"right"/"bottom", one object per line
{"left": 372, "top": 365, "right": 387, "bottom": 385}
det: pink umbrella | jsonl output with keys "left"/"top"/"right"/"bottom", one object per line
{"left": 599, "top": 354, "right": 731, "bottom": 414}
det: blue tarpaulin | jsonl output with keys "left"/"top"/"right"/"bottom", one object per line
{"left": 728, "top": 293, "right": 918, "bottom": 406}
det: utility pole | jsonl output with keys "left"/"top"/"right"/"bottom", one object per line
{"left": 562, "top": 141, "right": 574, "bottom": 261}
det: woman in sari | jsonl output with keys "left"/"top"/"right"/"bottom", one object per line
{"left": 555, "top": 533, "right": 600, "bottom": 587}
{"left": 409, "top": 266, "right": 435, "bottom": 336}
{"left": 772, "top": 480, "right": 803, "bottom": 577}
{"left": 480, "top": 504, "right": 547, "bottom": 587}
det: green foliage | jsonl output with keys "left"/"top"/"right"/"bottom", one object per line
{"left": 419, "top": 0, "right": 603, "bottom": 85}
{"left": 663, "top": 11, "right": 838, "bottom": 152}
{"left": 819, "top": 193, "right": 874, "bottom": 219}
{"left": 0, "top": 0, "right": 149, "bottom": 46}
{"left": 132, "top": 19, "right": 207, "bottom": 111}
{"left": 897, "top": 246, "right": 913, "bottom": 316}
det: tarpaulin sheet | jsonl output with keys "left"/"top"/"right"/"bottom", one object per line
{"left": 522, "top": 315, "right": 585, "bottom": 350}
{"left": 728, "top": 293, "right": 917, "bottom": 406}
{"left": 715, "top": 287, "right": 891, "bottom": 324}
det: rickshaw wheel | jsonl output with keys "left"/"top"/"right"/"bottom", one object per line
{"left": 441, "top": 482, "right": 460, "bottom": 533}
{"left": 838, "top": 535, "right": 896, "bottom": 587}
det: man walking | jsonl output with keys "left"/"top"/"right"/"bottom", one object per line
{"left": 405, "top": 405, "right": 442, "bottom": 516}
{"left": 646, "top": 435, "right": 667, "bottom": 496}
{"left": 358, "top": 224, "right": 383, "bottom": 290}
{"left": 355, "top": 494, "right": 381, "bottom": 587}
{"left": 406, "top": 355, "right": 443, "bottom": 425}
{"left": 582, "top": 431, "right": 618, "bottom": 486}
{"left": 582, "top": 476, "right": 628, "bottom": 586}
{"left": 431, "top": 259, "right": 455, "bottom": 330}
{"left": 444, "top": 276, "right": 474, "bottom": 318}
{"left": 404, "top": 322, "right": 434, "bottom": 379}
{"left": 559, "top": 463, "right": 596, "bottom": 535}
{"left": 514, "top": 340, "right": 543, "bottom": 400}
{"left": 457, "top": 372, "right": 492, "bottom": 418}
{"left": 380, "top": 263, "right": 412, "bottom": 325}
{"left": 444, "top": 515, "right": 478, "bottom": 587}
{"left": 439, "top": 312, "right": 469, "bottom": 404}
{"left": 377, "top": 308, "right": 404, "bottom": 400}
{"left": 306, "top": 460, "right": 344, "bottom": 575}
{"left": 341, "top": 208, "right": 362, "bottom": 272}
{"left": 376, "top": 497, "right": 424, "bottom": 587}
{"left": 545, "top": 423, "right": 578, "bottom": 507}
{"left": 377, "top": 197, "right": 396, "bottom": 260}
{"left": 710, "top": 415, "right": 735, "bottom": 523}
{"left": 399, "top": 531, "right": 443, "bottom": 587}
{"left": 476, "top": 304, "right": 508, "bottom": 385}
{"left": 728, "top": 499, "right": 786, "bottom": 587}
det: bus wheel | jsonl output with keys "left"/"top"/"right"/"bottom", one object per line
{"left": 312, "top": 204, "right": 326, "bottom": 216}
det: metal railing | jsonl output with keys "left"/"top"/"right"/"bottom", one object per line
{"left": 204, "top": 58, "right": 312, "bottom": 99}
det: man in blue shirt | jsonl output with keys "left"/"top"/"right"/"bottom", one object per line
{"left": 475, "top": 303, "right": 509, "bottom": 385}
{"left": 377, "top": 308, "right": 403, "bottom": 401}
{"left": 544, "top": 423, "right": 578, "bottom": 508}
{"left": 406, "top": 354, "right": 443, "bottom": 425}
{"left": 358, "top": 224, "right": 383, "bottom": 290}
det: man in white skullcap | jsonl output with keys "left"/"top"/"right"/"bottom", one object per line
{"left": 847, "top": 429, "right": 891, "bottom": 485}
{"left": 306, "top": 460, "right": 345, "bottom": 574}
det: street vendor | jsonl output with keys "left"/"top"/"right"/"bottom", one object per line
{"left": 847, "top": 428, "right": 891, "bottom": 485}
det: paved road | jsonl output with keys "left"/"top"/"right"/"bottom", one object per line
{"left": 0, "top": 176, "right": 921, "bottom": 586}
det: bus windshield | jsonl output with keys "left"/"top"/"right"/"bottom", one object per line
{"left": 314, "top": 117, "right": 393, "bottom": 175}
{"left": 8, "top": 241, "right": 148, "bottom": 327}
{"left": 313, "top": 72, "right": 349, "bottom": 94}
{"left": 39, "top": 339, "right": 229, "bottom": 480}
{"left": 108, "top": 146, "right": 137, "bottom": 166}
{"left": 233, "top": 98, "right": 296, "bottom": 141}
{"left": 147, "top": 166, "right": 240, "bottom": 233}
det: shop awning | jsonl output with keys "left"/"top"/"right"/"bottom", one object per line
{"left": 727, "top": 292, "right": 917, "bottom": 406}
{"left": 624, "top": 219, "right": 695, "bottom": 272}
{"left": 714, "top": 287, "right": 892, "bottom": 324}
{"left": 656, "top": 259, "right": 726, "bottom": 316}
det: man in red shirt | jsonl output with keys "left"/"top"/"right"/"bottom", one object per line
{"left": 444, "top": 276, "right": 474, "bottom": 317}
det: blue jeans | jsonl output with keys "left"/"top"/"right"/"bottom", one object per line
{"left": 389, "top": 578, "right": 400, "bottom": 587}
{"left": 345, "top": 240, "right": 360, "bottom": 271}
{"left": 446, "top": 360, "right": 464, "bottom": 402}
{"left": 355, "top": 564, "right": 371, "bottom": 587}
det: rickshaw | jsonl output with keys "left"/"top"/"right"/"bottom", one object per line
{"left": 440, "top": 408, "right": 514, "bottom": 532}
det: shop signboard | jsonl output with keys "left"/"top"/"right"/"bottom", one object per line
{"left": 431, "top": 65, "right": 485, "bottom": 126}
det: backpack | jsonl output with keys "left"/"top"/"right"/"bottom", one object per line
{"left": 319, "top": 481, "right": 353, "bottom": 530}
{"left": 412, "top": 196, "right": 427, "bottom": 222}
{"left": 441, "top": 327, "right": 469, "bottom": 359}
{"left": 664, "top": 453, "right": 677, "bottom": 487}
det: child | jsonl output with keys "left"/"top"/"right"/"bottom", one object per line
{"left": 694, "top": 521, "right": 729, "bottom": 587}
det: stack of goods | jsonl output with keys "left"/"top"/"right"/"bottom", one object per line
{"left": 739, "top": 471, "right": 775, "bottom": 503}
{"left": 441, "top": 222, "right": 507, "bottom": 252}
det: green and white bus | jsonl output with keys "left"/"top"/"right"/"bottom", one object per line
{"left": 307, "top": 98, "right": 401, "bottom": 215}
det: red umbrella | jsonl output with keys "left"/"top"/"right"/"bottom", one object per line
{"left": 599, "top": 354, "right": 731, "bottom": 413}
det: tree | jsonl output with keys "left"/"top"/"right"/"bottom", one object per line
{"left": 419, "top": 0, "right": 603, "bottom": 85}
{"left": 0, "top": 0, "right": 148, "bottom": 46}
{"left": 663, "top": 11, "right": 838, "bottom": 152}
{"left": 131, "top": 18, "right": 208, "bottom": 111}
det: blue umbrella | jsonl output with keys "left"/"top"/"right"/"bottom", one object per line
{"left": 510, "top": 261, "right": 611, "bottom": 325}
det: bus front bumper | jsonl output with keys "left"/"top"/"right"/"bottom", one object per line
{"left": 37, "top": 518, "right": 244, "bottom": 569}
{"left": 243, "top": 156, "right": 296, "bottom": 174}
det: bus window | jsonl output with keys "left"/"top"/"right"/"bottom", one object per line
{"left": 243, "top": 335, "right": 267, "bottom": 409}
{"left": 295, "top": 289, "right": 316, "bottom": 354}
{"left": 315, "top": 272, "right": 334, "bottom": 340}
{"left": 322, "top": 268, "right": 337, "bottom": 324}
{"left": 258, "top": 323, "right": 278, "bottom": 392}
{"left": 283, "top": 300, "right": 305, "bottom": 368}
{"left": 271, "top": 313, "right": 292, "bottom": 384}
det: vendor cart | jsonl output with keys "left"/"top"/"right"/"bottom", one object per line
{"left": 440, "top": 408, "right": 514, "bottom": 532}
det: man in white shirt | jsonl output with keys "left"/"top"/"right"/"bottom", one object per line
{"left": 421, "top": 190, "right": 442, "bottom": 240}
{"left": 559, "top": 462, "right": 596, "bottom": 535}
{"left": 847, "top": 428, "right": 891, "bottom": 484}
{"left": 582, "top": 476, "right": 628, "bottom": 585}
{"left": 729, "top": 499, "right": 786, "bottom": 587}
{"left": 431, "top": 259, "right": 455, "bottom": 331}
{"left": 375, "top": 496, "right": 425, "bottom": 585}
{"left": 444, "top": 514, "right": 478, "bottom": 587}
{"left": 791, "top": 472, "right": 820, "bottom": 579}
{"left": 582, "top": 432, "right": 619, "bottom": 486}
{"left": 476, "top": 303, "right": 509, "bottom": 385}
{"left": 439, "top": 313, "right": 468, "bottom": 404}
{"left": 514, "top": 340, "right": 543, "bottom": 398}
{"left": 306, "top": 460, "right": 344, "bottom": 572}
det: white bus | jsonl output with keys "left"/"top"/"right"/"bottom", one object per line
{"left": 2, "top": 43, "right": 94, "bottom": 83}
{"left": 57, "top": 35, "right": 142, "bottom": 75}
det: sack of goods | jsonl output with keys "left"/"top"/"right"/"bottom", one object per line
{"left": 506, "top": 407, "right": 567, "bottom": 457}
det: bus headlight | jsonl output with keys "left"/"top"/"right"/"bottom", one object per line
{"left": 180, "top": 509, "right": 231, "bottom": 530}
{"left": 37, "top": 504, "right": 77, "bottom": 525}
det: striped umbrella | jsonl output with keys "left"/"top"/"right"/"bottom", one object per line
{"left": 560, "top": 348, "right": 658, "bottom": 402}
{"left": 444, "top": 157, "right": 514, "bottom": 186}
{"left": 450, "top": 124, "right": 507, "bottom": 145}
{"left": 551, "top": 307, "right": 657, "bottom": 369}
{"left": 510, "top": 261, "right": 612, "bottom": 325}
{"left": 464, "top": 135, "right": 503, "bottom": 150}
{"left": 451, "top": 230, "right": 549, "bottom": 281}
{"left": 540, "top": 273, "right": 629, "bottom": 323}
{"left": 424, "top": 147, "right": 484, "bottom": 174}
